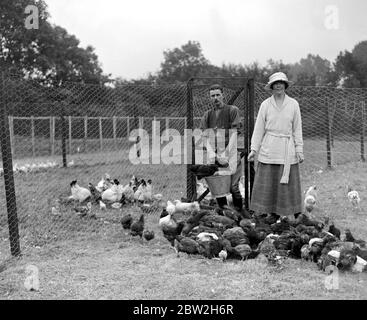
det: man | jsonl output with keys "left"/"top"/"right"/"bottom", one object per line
{"left": 199, "top": 84, "right": 251, "bottom": 219}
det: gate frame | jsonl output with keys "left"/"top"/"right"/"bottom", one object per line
{"left": 186, "top": 77, "right": 255, "bottom": 210}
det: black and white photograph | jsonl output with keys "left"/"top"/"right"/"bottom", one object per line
{"left": 1, "top": 0, "right": 367, "bottom": 305}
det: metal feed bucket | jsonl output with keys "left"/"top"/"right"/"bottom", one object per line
{"left": 205, "top": 175, "right": 232, "bottom": 198}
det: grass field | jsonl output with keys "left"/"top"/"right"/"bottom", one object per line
{"left": 0, "top": 138, "right": 367, "bottom": 300}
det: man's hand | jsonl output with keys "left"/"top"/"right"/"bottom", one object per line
{"left": 297, "top": 152, "right": 304, "bottom": 163}
{"left": 247, "top": 150, "right": 256, "bottom": 162}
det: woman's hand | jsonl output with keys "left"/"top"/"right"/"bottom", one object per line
{"left": 247, "top": 150, "right": 256, "bottom": 162}
{"left": 297, "top": 152, "right": 304, "bottom": 163}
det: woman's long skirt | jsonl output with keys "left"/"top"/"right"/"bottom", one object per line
{"left": 249, "top": 162, "right": 302, "bottom": 216}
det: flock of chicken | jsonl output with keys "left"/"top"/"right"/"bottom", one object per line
{"left": 57, "top": 172, "right": 366, "bottom": 273}
{"left": 154, "top": 186, "right": 366, "bottom": 272}
{"left": 54, "top": 173, "right": 164, "bottom": 217}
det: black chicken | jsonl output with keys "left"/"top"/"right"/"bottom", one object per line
{"left": 337, "top": 249, "right": 357, "bottom": 271}
{"left": 344, "top": 229, "right": 366, "bottom": 248}
{"left": 142, "top": 230, "right": 155, "bottom": 241}
{"left": 130, "top": 214, "right": 145, "bottom": 238}
{"left": 159, "top": 209, "right": 185, "bottom": 247}
{"left": 328, "top": 223, "right": 341, "bottom": 240}
{"left": 88, "top": 183, "right": 102, "bottom": 203}
{"left": 174, "top": 235, "right": 200, "bottom": 256}
{"left": 189, "top": 164, "right": 219, "bottom": 179}
{"left": 121, "top": 214, "right": 133, "bottom": 229}
{"left": 182, "top": 210, "right": 209, "bottom": 236}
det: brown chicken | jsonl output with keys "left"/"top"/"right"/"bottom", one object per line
{"left": 130, "top": 214, "right": 144, "bottom": 238}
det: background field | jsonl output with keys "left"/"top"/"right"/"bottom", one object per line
{"left": 1, "top": 136, "right": 367, "bottom": 300}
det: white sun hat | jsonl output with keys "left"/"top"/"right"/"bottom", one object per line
{"left": 265, "top": 72, "right": 292, "bottom": 90}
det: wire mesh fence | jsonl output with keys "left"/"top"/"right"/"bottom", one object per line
{"left": 0, "top": 72, "right": 366, "bottom": 264}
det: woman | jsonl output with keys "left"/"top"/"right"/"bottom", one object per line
{"left": 247, "top": 72, "right": 304, "bottom": 219}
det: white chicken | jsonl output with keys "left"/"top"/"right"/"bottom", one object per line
{"left": 69, "top": 180, "right": 92, "bottom": 203}
{"left": 196, "top": 232, "right": 219, "bottom": 242}
{"left": 166, "top": 200, "right": 176, "bottom": 215}
{"left": 24, "top": 265, "right": 40, "bottom": 291}
{"left": 143, "top": 179, "right": 153, "bottom": 202}
{"left": 96, "top": 173, "right": 112, "bottom": 192}
{"left": 218, "top": 249, "right": 228, "bottom": 262}
{"left": 99, "top": 200, "right": 107, "bottom": 210}
{"left": 173, "top": 200, "right": 200, "bottom": 213}
{"left": 347, "top": 186, "right": 361, "bottom": 209}
{"left": 101, "top": 180, "right": 124, "bottom": 203}
{"left": 134, "top": 180, "right": 147, "bottom": 203}
{"left": 304, "top": 185, "right": 317, "bottom": 213}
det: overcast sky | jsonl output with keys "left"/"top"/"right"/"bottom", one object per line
{"left": 45, "top": 0, "right": 367, "bottom": 80}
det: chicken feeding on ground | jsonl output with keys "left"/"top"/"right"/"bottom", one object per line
{"left": 121, "top": 214, "right": 133, "bottom": 230}
{"left": 328, "top": 222, "right": 341, "bottom": 240}
{"left": 218, "top": 249, "right": 228, "bottom": 262}
{"left": 344, "top": 229, "right": 366, "bottom": 248}
{"left": 304, "top": 185, "right": 317, "bottom": 213}
{"left": 122, "top": 182, "right": 135, "bottom": 203}
{"left": 142, "top": 230, "right": 155, "bottom": 242}
{"left": 134, "top": 179, "right": 147, "bottom": 204}
{"left": 88, "top": 183, "right": 102, "bottom": 203}
{"left": 69, "top": 180, "right": 92, "bottom": 203}
{"left": 143, "top": 179, "right": 153, "bottom": 202}
{"left": 174, "top": 235, "right": 200, "bottom": 257}
{"left": 173, "top": 200, "right": 200, "bottom": 213}
{"left": 73, "top": 202, "right": 92, "bottom": 217}
{"left": 159, "top": 208, "right": 185, "bottom": 247}
{"left": 347, "top": 186, "right": 361, "bottom": 210}
{"left": 166, "top": 200, "right": 176, "bottom": 215}
{"left": 196, "top": 232, "right": 223, "bottom": 259}
{"left": 96, "top": 173, "right": 112, "bottom": 192}
{"left": 130, "top": 214, "right": 145, "bottom": 239}
{"left": 101, "top": 179, "right": 124, "bottom": 203}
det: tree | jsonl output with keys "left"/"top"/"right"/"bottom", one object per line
{"left": 333, "top": 50, "right": 361, "bottom": 88}
{"left": 0, "top": 0, "right": 110, "bottom": 86}
{"left": 288, "top": 54, "right": 333, "bottom": 86}
{"left": 352, "top": 41, "right": 367, "bottom": 87}
{"left": 157, "top": 41, "right": 211, "bottom": 83}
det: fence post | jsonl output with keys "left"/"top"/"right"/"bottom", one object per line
{"left": 186, "top": 78, "right": 196, "bottom": 201}
{"left": 68, "top": 116, "right": 72, "bottom": 154}
{"left": 99, "top": 116, "right": 103, "bottom": 151}
{"left": 325, "top": 102, "right": 332, "bottom": 168}
{"left": 84, "top": 115, "right": 88, "bottom": 151}
{"left": 50, "top": 116, "right": 55, "bottom": 156}
{"left": 31, "top": 116, "right": 35, "bottom": 157}
{"left": 113, "top": 115, "right": 117, "bottom": 150}
{"left": 8, "top": 115, "right": 14, "bottom": 156}
{"left": 248, "top": 79, "right": 255, "bottom": 199}
{"left": 0, "top": 72, "right": 21, "bottom": 256}
{"left": 361, "top": 101, "right": 366, "bottom": 162}
{"left": 60, "top": 102, "right": 67, "bottom": 167}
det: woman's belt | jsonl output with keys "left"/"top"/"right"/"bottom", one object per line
{"left": 265, "top": 132, "right": 292, "bottom": 184}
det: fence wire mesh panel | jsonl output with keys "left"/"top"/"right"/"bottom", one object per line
{"left": 0, "top": 71, "right": 190, "bottom": 263}
{"left": 254, "top": 82, "right": 367, "bottom": 170}
{"left": 1, "top": 72, "right": 367, "bottom": 263}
